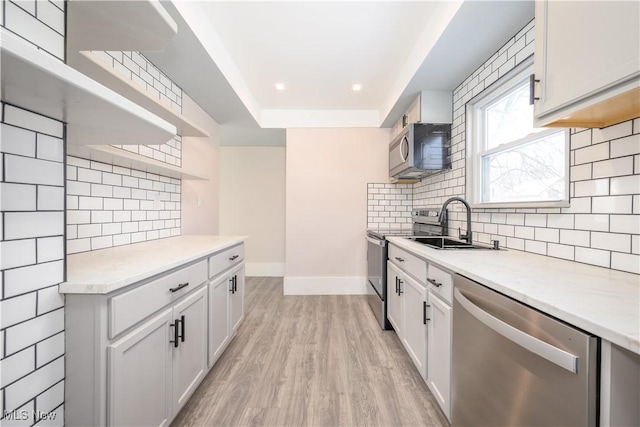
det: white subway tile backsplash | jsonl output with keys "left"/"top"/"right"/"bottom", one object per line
{"left": 574, "top": 178, "right": 609, "bottom": 197}
{"left": 592, "top": 156, "right": 634, "bottom": 179}
{"left": 4, "top": 309, "right": 64, "bottom": 356}
{"left": 575, "top": 247, "right": 610, "bottom": 268}
{"left": 591, "top": 232, "right": 631, "bottom": 253}
{"left": 1, "top": 183, "right": 36, "bottom": 211}
{"left": 36, "top": 237, "right": 64, "bottom": 263}
{"left": 525, "top": 214, "right": 547, "bottom": 227}
{"left": 91, "top": 210, "right": 113, "bottom": 224}
{"left": 610, "top": 175, "right": 640, "bottom": 195}
{"left": 570, "top": 129, "right": 592, "bottom": 149}
{"left": 1, "top": 123, "right": 36, "bottom": 157}
{"left": 3, "top": 106, "right": 63, "bottom": 138}
{"left": 91, "top": 184, "right": 113, "bottom": 197}
{"left": 535, "top": 227, "right": 559, "bottom": 243}
{"left": 34, "top": 379, "right": 64, "bottom": 416}
{"left": 3, "top": 260, "right": 64, "bottom": 298}
{"left": 547, "top": 243, "right": 575, "bottom": 261}
{"left": 592, "top": 195, "right": 633, "bottom": 214}
{"left": 560, "top": 229, "right": 591, "bottom": 247}
{"left": 575, "top": 214, "right": 610, "bottom": 232}
{"left": 66, "top": 180, "right": 90, "bottom": 196}
{"left": 611, "top": 252, "right": 640, "bottom": 274}
{"left": 36, "top": 134, "right": 64, "bottom": 162}
{"left": 0, "top": 239, "right": 36, "bottom": 269}
{"left": 0, "top": 347, "right": 35, "bottom": 388}
{"left": 37, "top": 185, "right": 64, "bottom": 211}
{"left": 4, "top": 1, "right": 64, "bottom": 60}
{"left": 4, "top": 357, "right": 64, "bottom": 412}
{"left": 77, "top": 168, "right": 102, "bottom": 184}
{"left": 66, "top": 238, "right": 90, "bottom": 254}
{"left": 592, "top": 121, "right": 633, "bottom": 144}
{"left": 1, "top": 292, "right": 37, "bottom": 329}
{"left": 525, "top": 240, "right": 547, "bottom": 255}
{"left": 609, "top": 214, "right": 640, "bottom": 235}
{"left": 570, "top": 164, "right": 592, "bottom": 181}
{"left": 66, "top": 210, "right": 90, "bottom": 225}
{"left": 610, "top": 134, "right": 640, "bottom": 158}
{"left": 78, "top": 196, "right": 102, "bottom": 210}
{"left": 4, "top": 154, "right": 64, "bottom": 186}
{"left": 4, "top": 212, "right": 64, "bottom": 239}
{"left": 36, "top": 286, "right": 64, "bottom": 315}
{"left": 574, "top": 142, "right": 609, "bottom": 165}
{"left": 77, "top": 224, "right": 101, "bottom": 239}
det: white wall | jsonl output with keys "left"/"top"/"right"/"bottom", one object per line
{"left": 285, "top": 128, "right": 390, "bottom": 294}
{"left": 181, "top": 94, "right": 221, "bottom": 235}
{"left": 219, "top": 146, "right": 286, "bottom": 276}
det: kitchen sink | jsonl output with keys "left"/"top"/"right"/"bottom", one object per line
{"left": 405, "top": 236, "right": 498, "bottom": 250}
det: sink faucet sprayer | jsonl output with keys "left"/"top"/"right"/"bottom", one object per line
{"left": 438, "top": 197, "right": 473, "bottom": 244}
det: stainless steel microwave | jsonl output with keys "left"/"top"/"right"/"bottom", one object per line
{"left": 389, "top": 123, "right": 452, "bottom": 180}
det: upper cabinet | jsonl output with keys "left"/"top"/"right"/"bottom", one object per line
{"left": 533, "top": 1, "right": 640, "bottom": 128}
{"left": 391, "top": 91, "right": 453, "bottom": 140}
{"left": 0, "top": 28, "right": 176, "bottom": 146}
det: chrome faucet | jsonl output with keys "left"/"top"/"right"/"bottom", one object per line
{"left": 438, "top": 197, "right": 473, "bottom": 244}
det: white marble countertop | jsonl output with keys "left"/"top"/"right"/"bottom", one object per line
{"left": 387, "top": 237, "right": 640, "bottom": 355}
{"left": 60, "top": 235, "right": 246, "bottom": 295}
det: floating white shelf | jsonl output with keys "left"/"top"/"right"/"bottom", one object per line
{"left": 68, "top": 50, "right": 209, "bottom": 138}
{"left": 67, "top": 0, "right": 178, "bottom": 52}
{"left": 67, "top": 143, "right": 208, "bottom": 181}
{"left": 0, "top": 28, "right": 177, "bottom": 146}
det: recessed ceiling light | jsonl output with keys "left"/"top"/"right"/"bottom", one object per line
{"left": 274, "top": 83, "right": 286, "bottom": 91}
{"left": 352, "top": 84, "right": 363, "bottom": 91}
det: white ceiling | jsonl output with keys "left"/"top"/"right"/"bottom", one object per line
{"left": 146, "top": 0, "right": 534, "bottom": 145}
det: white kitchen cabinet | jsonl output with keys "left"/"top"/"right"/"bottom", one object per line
{"left": 426, "top": 289, "right": 452, "bottom": 420}
{"left": 402, "top": 273, "right": 428, "bottom": 378}
{"left": 208, "top": 274, "right": 231, "bottom": 367}
{"left": 230, "top": 264, "right": 245, "bottom": 332}
{"left": 386, "top": 261, "right": 403, "bottom": 334}
{"left": 533, "top": 0, "right": 640, "bottom": 128}
{"left": 108, "top": 308, "right": 173, "bottom": 427}
{"left": 172, "top": 287, "right": 208, "bottom": 414}
{"left": 65, "top": 255, "right": 224, "bottom": 426}
{"left": 207, "top": 243, "right": 246, "bottom": 367}
{"left": 387, "top": 249, "right": 428, "bottom": 379}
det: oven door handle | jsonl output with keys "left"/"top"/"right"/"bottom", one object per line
{"left": 366, "top": 236, "right": 385, "bottom": 247}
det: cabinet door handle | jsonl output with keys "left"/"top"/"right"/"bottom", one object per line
{"left": 169, "top": 282, "right": 189, "bottom": 293}
{"left": 427, "top": 278, "right": 442, "bottom": 287}
{"left": 529, "top": 74, "right": 540, "bottom": 105}
{"left": 395, "top": 277, "right": 399, "bottom": 294}
{"left": 179, "top": 315, "right": 185, "bottom": 342}
{"left": 229, "top": 277, "right": 234, "bottom": 294}
{"left": 229, "top": 255, "right": 239, "bottom": 261}
{"left": 394, "top": 257, "right": 405, "bottom": 262}
{"left": 234, "top": 275, "right": 238, "bottom": 293}
{"left": 398, "top": 279, "right": 404, "bottom": 295}
{"left": 423, "top": 302, "right": 430, "bottom": 324}
{"left": 170, "top": 319, "right": 180, "bottom": 348}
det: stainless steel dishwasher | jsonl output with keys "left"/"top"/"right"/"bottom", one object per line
{"left": 452, "top": 274, "right": 599, "bottom": 427}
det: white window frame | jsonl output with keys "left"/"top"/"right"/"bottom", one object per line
{"left": 466, "top": 57, "right": 570, "bottom": 208}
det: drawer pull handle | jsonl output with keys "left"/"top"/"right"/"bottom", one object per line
{"left": 179, "top": 315, "right": 185, "bottom": 342}
{"left": 229, "top": 255, "right": 239, "bottom": 261}
{"left": 169, "top": 282, "right": 189, "bottom": 293}
{"left": 395, "top": 257, "right": 405, "bottom": 262}
{"left": 427, "top": 278, "right": 442, "bottom": 287}
{"left": 423, "top": 302, "right": 430, "bottom": 324}
{"left": 170, "top": 319, "right": 180, "bottom": 348}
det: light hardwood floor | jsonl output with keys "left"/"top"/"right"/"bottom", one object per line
{"left": 172, "top": 277, "right": 448, "bottom": 427}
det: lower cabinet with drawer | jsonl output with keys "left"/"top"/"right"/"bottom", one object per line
{"left": 208, "top": 247, "right": 245, "bottom": 367}
{"left": 65, "top": 241, "right": 246, "bottom": 427}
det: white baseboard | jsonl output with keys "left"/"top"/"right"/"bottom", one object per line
{"left": 245, "top": 262, "right": 285, "bottom": 277}
{"left": 283, "top": 276, "right": 373, "bottom": 295}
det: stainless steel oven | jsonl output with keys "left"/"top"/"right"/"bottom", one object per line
{"left": 366, "top": 209, "right": 446, "bottom": 330}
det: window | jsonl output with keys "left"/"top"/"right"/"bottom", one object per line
{"left": 467, "top": 58, "right": 569, "bottom": 207}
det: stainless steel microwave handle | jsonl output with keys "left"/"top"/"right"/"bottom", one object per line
{"left": 454, "top": 288, "right": 579, "bottom": 374}
{"left": 366, "top": 236, "right": 384, "bottom": 246}
{"left": 399, "top": 135, "right": 409, "bottom": 162}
